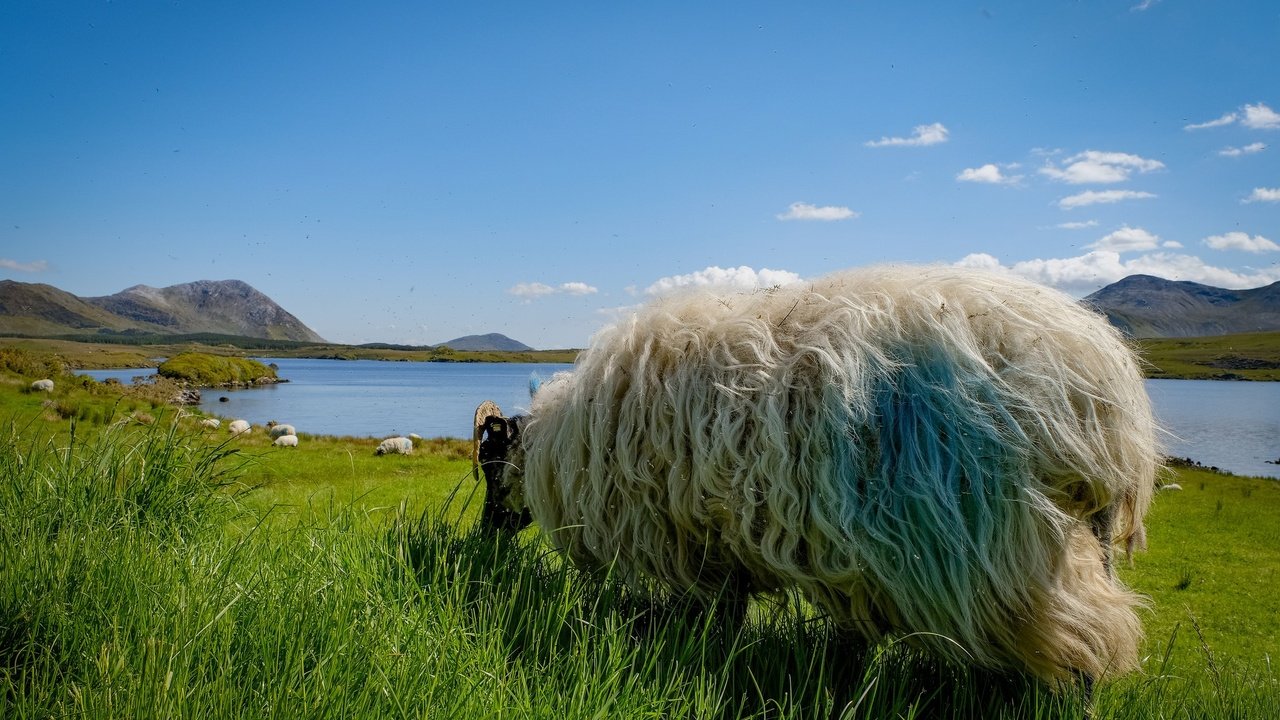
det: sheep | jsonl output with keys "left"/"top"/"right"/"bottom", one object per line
{"left": 200, "top": 418, "right": 221, "bottom": 430}
{"left": 266, "top": 421, "right": 296, "bottom": 438}
{"left": 273, "top": 434, "right": 299, "bottom": 448}
{"left": 376, "top": 436, "right": 414, "bottom": 456}
{"left": 30, "top": 379, "right": 54, "bottom": 392}
{"left": 228, "top": 419, "right": 251, "bottom": 436}
{"left": 474, "top": 265, "right": 1159, "bottom": 688}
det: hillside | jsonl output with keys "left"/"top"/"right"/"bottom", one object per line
{"left": 438, "top": 333, "right": 533, "bottom": 352}
{"left": 1085, "top": 275, "right": 1280, "bottom": 338}
{"left": 0, "top": 279, "right": 325, "bottom": 343}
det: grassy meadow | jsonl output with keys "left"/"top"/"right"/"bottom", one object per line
{"left": 1, "top": 349, "right": 1278, "bottom": 718}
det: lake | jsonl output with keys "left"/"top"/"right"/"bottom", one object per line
{"left": 82, "top": 361, "right": 1280, "bottom": 479}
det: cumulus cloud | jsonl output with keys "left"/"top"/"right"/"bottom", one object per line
{"left": 0, "top": 258, "right": 49, "bottom": 273}
{"left": 508, "top": 281, "right": 599, "bottom": 300}
{"left": 956, "top": 163, "right": 1022, "bottom": 184}
{"left": 1203, "top": 232, "right": 1280, "bottom": 253}
{"left": 1243, "top": 187, "right": 1280, "bottom": 203}
{"left": 1088, "top": 226, "right": 1161, "bottom": 253}
{"left": 865, "top": 122, "right": 949, "bottom": 148}
{"left": 1039, "top": 150, "right": 1164, "bottom": 184}
{"left": 644, "top": 265, "right": 804, "bottom": 296}
{"left": 1058, "top": 189, "right": 1157, "bottom": 209}
{"left": 1186, "top": 102, "right": 1280, "bottom": 131}
{"left": 1218, "top": 142, "right": 1267, "bottom": 157}
{"left": 776, "top": 202, "right": 859, "bottom": 221}
{"left": 956, "top": 251, "right": 1280, "bottom": 292}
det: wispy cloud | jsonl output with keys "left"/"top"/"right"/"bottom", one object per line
{"left": 1243, "top": 187, "right": 1280, "bottom": 203}
{"left": 776, "top": 202, "right": 859, "bottom": 221}
{"left": 1186, "top": 102, "right": 1280, "bottom": 131}
{"left": 645, "top": 265, "right": 803, "bottom": 296}
{"left": 1131, "top": 0, "right": 1161, "bottom": 10}
{"left": 508, "top": 281, "right": 599, "bottom": 300}
{"left": 1088, "top": 226, "right": 1161, "bottom": 253}
{"left": 0, "top": 258, "right": 49, "bottom": 273}
{"left": 1056, "top": 220, "right": 1099, "bottom": 230}
{"left": 956, "top": 163, "right": 1022, "bottom": 185}
{"left": 1039, "top": 150, "right": 1164, "bottom": 184}
{"left": 1203, "top": 232, "right": 1279, "bottom": 253}
{"left": 1058, "top": 189, "right": 1157, "bottom": 209}
{"left": 865, "top": 122, "right": 949, "bottom": 148}
{"left": 1218, "top": 142, "right": 1267, "bottom": 157}
{"left": 956, "top": 251, "right": 1280, "bottom": 291}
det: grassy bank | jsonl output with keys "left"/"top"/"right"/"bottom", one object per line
{"left": 1138, "top": 331, "right": 1280, "bottom": 381}
{"left": 1, "top": 352, "right": 1277, "bottom": 717}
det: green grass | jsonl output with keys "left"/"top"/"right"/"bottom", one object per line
{"left": 1137, "top": 331, "right": 1280, "bottom": 381}
{"left": 158, "top": 352, "right": 278, "bottom": 386}
{"left": 1, "top": 350, "right": 1277, "bottom": 718}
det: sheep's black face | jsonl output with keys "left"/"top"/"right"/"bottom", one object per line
{"left": 476, "top": 414, "right": 533, "bottom": 534}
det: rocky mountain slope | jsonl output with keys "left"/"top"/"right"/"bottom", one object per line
{"left": 0, "top": 279, "right": 326, "bottom": 342}
{"left": 1084, "top": 275, "right": 1280, "bottom": 338}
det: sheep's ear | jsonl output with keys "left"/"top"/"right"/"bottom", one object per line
{"left": 529, "top": 374, "right": 543, "bottom": 398}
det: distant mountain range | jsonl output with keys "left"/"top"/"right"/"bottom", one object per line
{"left": 0, "top": 279, "right": 326, "bottom": 342}
{"left": 1084, "top": 275, "right": 1280, "bottom": 338}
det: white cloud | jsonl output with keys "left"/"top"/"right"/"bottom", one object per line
{"left": 1039, "top": 150, "right": 1164, "bottom": 184}
{"left": 1163, "top": 240, "right": 1184, "bottom": 248}
{"left": 865, "top": 122, "right": 949, "bottom": 148}
{"left": 1242, "top": 103, "right": 1280, "bottom": 130}
{"left": 956, "top": 251, "right": 1280, "bottom": 292}
{"left": 558, "top": 281, "right": 599, "bottom": 295}
{"left": 1131, "top": 0, "right": 1161, "bottom": 10}
{"left": 956, "top": 163, "right": 1022, "bottom": 185}
{"left": 1056, "top": 220, "right": 1099, "bottom": 229}
{"left": 1203, "top": 232, "right": 1280, "bottom": 253}
{"left": 645, "top": 265, "right": 804, "bottom": 296}
{"left": 1058, "top": 189, "right": 1157, "bottom": 209}
{"left": 776, "top": 202, "right": 859, "bottom": 221}
{"left": 1089, "top": 226, "right": 1161, "bottom": 253}
{"left": 1243, "top": 187, "right": 1280, "bottom": 203}
{"left": 0, "top": 258, "right": 50, "bottom": 273}
{"left": 1186, "top": 102, "right": 1280, "bottom": 131}
{"left": 508, "top": 281, "right": 598, "bottom": 299}
{"left": 1218, "top": 142, "right": 1267, "bottom": 157}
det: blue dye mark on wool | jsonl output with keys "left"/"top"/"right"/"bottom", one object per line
{"left": 529, "top": 373, "right": 543, "bottom": 398}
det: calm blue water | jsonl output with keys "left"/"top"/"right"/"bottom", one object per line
{"left": 81, "top": 363, "right": 1279, "bottom": 478}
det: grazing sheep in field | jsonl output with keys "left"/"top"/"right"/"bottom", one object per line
{"left": 30, "top": 379, "right": 54, "bottom": 392}
{"left": 376, "top": 436, "right": 414, "bottom": 456}
{"left": 474, "top": 265, "right": 1159, "bottom": 688}
{"left": 266, "top": 421, "right": 296, "bottom": 438}
{"left": 200, "top": 418, "right": 221, "bottom": 430}
{"left": 273, "top": 434, "right": 299, "bottom": 448}
{"left": 228, "top": 419, "right": 251, "bottom": 436}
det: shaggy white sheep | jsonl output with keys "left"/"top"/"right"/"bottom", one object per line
{"left": 376, "top": 436, "right": 414, "bottom": 456}
{"left": 266, "top": 421, "right": 296, "bottom": 438}
{"left": 30, "top": 379, "right": 54, "bottom": 392}
{"left": 273, "top": 434, "right": 299, "bottom": 448}
{"left": 476, "top": 265, "right": 1159, "bottom": 687}
{"left": 200, "top": 418, "right": 221, "bottom": 430}
{"left": 228, "top": 419, "right": 251, "bottom": 436}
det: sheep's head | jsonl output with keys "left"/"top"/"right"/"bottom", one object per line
{"left": 473, "top": 404, "right": 532, "bottom": 534}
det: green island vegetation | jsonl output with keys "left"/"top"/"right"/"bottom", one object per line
{"left": 158, "top": 352, "right": 278, "bottom": 387}
{"left": 1, "top": 346, "right": 1277, "bottom": 718}
{"left": 1137, "top": 331, "right": 1280, "bottom": 382}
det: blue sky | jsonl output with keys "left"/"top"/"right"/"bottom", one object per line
{"left": 2, "top": 1, "right": 1277, "bottom": 349}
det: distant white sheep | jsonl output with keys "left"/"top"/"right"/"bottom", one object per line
{"left": 200, "top": 418, "right": 221, "bottom": 430}
{"left": 376, "top": 436, "right": 414, "bottom": 456}
{"left": 273, "top": 434, "right": 299, "bottom": 448}
{"left": 228, "top": 419, "right": 251, "bottom": 436}
{"left": 30, "top": 379, "right": 54, "bottom": 392}
{"left": 266, "top": 421, "right": 296, "bottom": 438}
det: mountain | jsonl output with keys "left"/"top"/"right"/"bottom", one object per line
{"left": 438, "top": 333, "right": 533, "bottom": 352}
{"left": 1085, "top": 275, "right": 1280, "bottom": 338}
{"left": 0, "top": 279, "right": 326, "bottom": 342}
